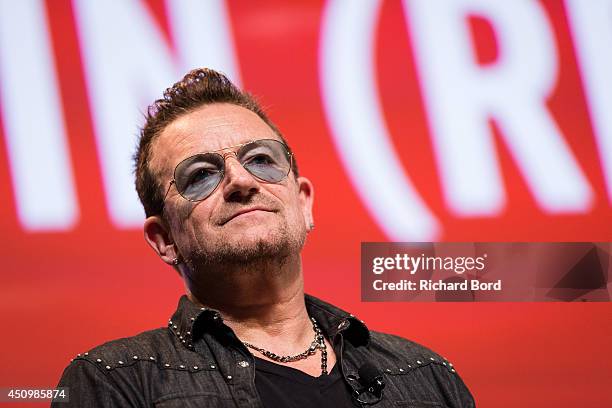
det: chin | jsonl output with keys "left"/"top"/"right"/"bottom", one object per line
{"left": 226, "top": 228, "right": 289, "bottom": 254}
{"left": 206, "top": 226, "right": 304, "bottom": 264}
{"left": 186, "top": 219, "right": 307, "bottom": 267}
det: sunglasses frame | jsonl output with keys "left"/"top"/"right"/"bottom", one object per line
{"left": 161, "top": 138, "right": 293, "bottom": 208}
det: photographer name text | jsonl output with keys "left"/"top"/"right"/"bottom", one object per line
{"left": 370, "top": 253, "right": 502, "bottom": 292}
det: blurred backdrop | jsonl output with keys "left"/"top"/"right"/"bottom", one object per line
{"left": 1, "top": 1, "right": 611, "bottom": 407}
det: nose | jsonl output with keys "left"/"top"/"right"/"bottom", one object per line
{"left": 221, "top": 154, "right": 260, "bottom": 202}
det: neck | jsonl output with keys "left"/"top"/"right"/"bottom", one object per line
{"left": 183, "top": 253, "right": 313, "bottom": 353}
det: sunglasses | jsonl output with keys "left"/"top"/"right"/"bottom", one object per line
{"left": 162, "top": 138, "right": 293, "bottom": 205}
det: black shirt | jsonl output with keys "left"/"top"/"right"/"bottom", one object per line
{"left": 254, "top": 357, "right": 354, "bottom": 407}
{"left": 54, "top": 294, "right": 475, "bottom": 407}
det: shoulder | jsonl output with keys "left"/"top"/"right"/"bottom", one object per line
{"left": 55, "top": 329, "right": 172, "bottom": 407}
{"left": 367, "top": 330, "right": 458, "bottom": 375}
{"left": 69, "top": 328, "right": 166, "bottom": 367}
{"left": 65, "top": 327, "right": 204, "bottom": 373}
{"left": 364, "top": 332, "right": 475, "bottom": 407}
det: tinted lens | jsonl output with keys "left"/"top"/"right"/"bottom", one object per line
{"left": 172, "top": 139, "right": 292, "bottom": 202}
{"left": 174, "top": 153, "right": 224, "bottom": 201}
{"left": 238, "top": 139, "right": 292, "bottom": 183}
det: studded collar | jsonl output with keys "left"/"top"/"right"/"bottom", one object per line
{"left": 167, "top": 294, "right": 371, "bottom": 350}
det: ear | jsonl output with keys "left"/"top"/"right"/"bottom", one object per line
{"left": 296, "top": 176, "right": 314, "bottom": 230}
{"left": 144, "top": 215, "right": 179, "bottom": 266}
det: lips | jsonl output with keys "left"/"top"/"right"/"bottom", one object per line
{"left": 221, "top": 207, "right": 273, "bottom": 225}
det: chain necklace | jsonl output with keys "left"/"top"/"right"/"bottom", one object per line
{"left": 242, "top": 317, "right": 328, "bottom": 375}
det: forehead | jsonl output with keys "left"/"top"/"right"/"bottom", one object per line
{"left": 150, "top": 103, "right": 280, "bottom": 179}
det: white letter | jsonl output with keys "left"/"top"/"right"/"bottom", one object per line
{"left": 565, "top": 0, "right": 612, "bottom": 202}
{"left": 0, "top": 0, "right": 79, "bottom": 230}
{"left": 405, "top": 0, "right": 592, "bottom": 215}
{"left": 73, "top": 0, "right": 240, "bottom": 227}
{"left": 410, "top": 257, "right": 421, "bottom": 275}
{"left": 372, "top": 257, "right": 384, "bottom": 274}
{"left": 319, "top": 0, "right": 440, "bottom": 241}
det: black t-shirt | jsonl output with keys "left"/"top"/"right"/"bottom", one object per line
{"left": 254, "top": 357, "right": 355, "bottom": 408}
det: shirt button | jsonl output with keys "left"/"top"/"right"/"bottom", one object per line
{"left": 238, "top": 361, "right": 250, "bottom": 368}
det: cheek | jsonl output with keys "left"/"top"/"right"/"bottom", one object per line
{"left": 170, "top": 203, "right": 212, "bottom": 243}
{"left": 287, "top": 196, "right": 308, "bottom": 227}
{"left": 278, "top": 188, "right": 306, "bottom": 225}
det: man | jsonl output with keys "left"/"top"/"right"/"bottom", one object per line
{"left": 54, "top": 68, "right": 475, "bottom": 407}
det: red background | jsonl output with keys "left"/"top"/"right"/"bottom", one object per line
{"left": 0, "top": 1, "right": 611, "bottom": 407}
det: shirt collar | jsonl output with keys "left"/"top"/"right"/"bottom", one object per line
{"left": 167, "top": 295, "right": 222, "bottom": 351}
{"left": 304, "top": 294, "right": 370, "bottom": 347}
{"left": 168, "top": 294, "right": 371, "bottom": 350}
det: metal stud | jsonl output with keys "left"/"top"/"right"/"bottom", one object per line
{"left": 133, "top": 356, "right": 138, "bottom": 360}
{"left": 408, "top": 365, "right": 412, "bottom": 368}
{"left": 399, "top": 368, "right": 404, "bottom": 372}
{"left": 96, "top": 358, "right": 102, "bottom": 363}
{"left": 149, "top": 357, "right": 155, "bottom": 361}
{"left": 105, "top": 365, "right": 111, "bottom": 370}
{"left": 173, "top": 325, "right": 177, "bottom": 329}
{"left": 385, "top": 368, "right": 391, "bottom": 373}
{"left": 443, "top": 362, "right": 447, "bottom": 366}
{"left": 179, "top": 365, "right": 185, "bottom": 369}
{"left": 164, "top": 363, "right": 170, "bottom": 367}
{"left": 210, "top": 364, "right": 216, "bottom": 369}
{"left": 84, "top": 352, "right": 88, "bottom": 356}
{"left": 186, "top": 331, "right": 190, "bottom": 335}
{"left": 417, "top": 360, "right": 422, "bottom": 364}
{"left": 226, "top": 375, "right": 232, "bottom": 380}
{"left": 118, "top": 361, "right": 124, "bottom": 365}
{"left": 238, "top": 361, "right": 250, "bottom": 368}
{"left": 77, "top": 353, "right": 81, "bottom": 357}
{"left": 182, "top": 340, "right": 186, "bottom": 344}
{"left": 451, "top": 368, "right": 456, "bottom": 373}
{"left": 190, "top": 317, "right": 195, "bottom": 322}
{"left": 430, "top": 357, "right": 435, "bottom": 361}
{"left": 193, "top": 366, "right": 199, "bottom": 370}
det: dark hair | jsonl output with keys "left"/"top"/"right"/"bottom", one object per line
{"left": 134, "top": 68, "right": 298, "bottom": 217}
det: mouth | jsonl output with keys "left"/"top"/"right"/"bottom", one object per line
{"left": 221, "top": 207, "right": 274, "bottom": 225}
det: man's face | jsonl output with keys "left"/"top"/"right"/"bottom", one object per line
{"left": 149, "top": 103, "right": 313, "bottom": 272}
